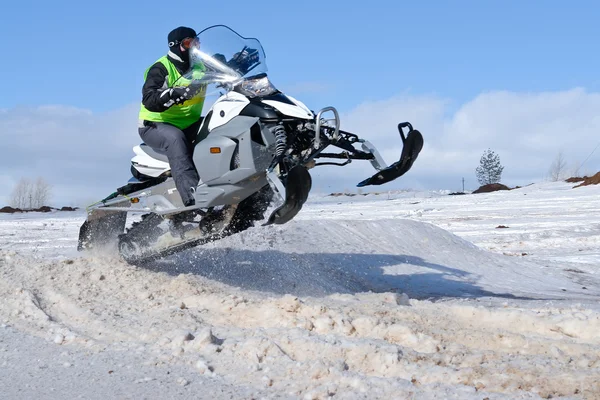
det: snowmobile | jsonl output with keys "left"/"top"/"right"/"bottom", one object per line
{"left": 77, "top": 25, "right": 424, "bottom": 264}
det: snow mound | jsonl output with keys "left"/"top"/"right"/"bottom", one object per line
{"left": 157, "top": 219, "right": 593, "bottom": 301}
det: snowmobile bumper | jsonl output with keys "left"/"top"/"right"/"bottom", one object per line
{"left": 264, "top": 165, "right": 312, "bottom": 225}
{"left": 357, "top": 122, "right": 423, "bottom": 187}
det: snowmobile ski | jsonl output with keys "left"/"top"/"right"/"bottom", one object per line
{"left": 357, "top": 123, "right": 424, "bottom": 187}
{"left": 265, "top": 165, "right": 312, "bottom": 225}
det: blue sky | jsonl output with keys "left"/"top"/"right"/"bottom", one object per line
{"left": 2, "top": 0, "right": 600, "bottom": 205}
{"left": 2, "top": 0, "right": 598, "bottom": 112}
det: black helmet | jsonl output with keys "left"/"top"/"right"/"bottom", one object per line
{"left": 168, "top": 26, "right": 197, "bottom": 67}
{"left": 168, "top": 26, "right": 197, "bottom": 49}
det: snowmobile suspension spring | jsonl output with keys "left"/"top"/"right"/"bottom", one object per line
{"left": 273, "top": 125, "right": 287, "bottom": 157}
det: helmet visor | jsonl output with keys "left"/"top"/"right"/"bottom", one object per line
{"left": 181, "top": 37, "right": 199, "bottom": 50}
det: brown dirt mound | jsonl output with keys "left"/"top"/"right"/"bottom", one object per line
{"left": 565, "top": 176, "right": 586, "bottom": 183}
{"left": 33, "top": 206, "right": 53, "bottom": 212}
{"left": 472, "top": 183, "right": 511, "bottom": 194}
{"left": 0, "top": 206, "right": 23, "bottom": 213}
{"left": 0, "top": 205, "right": 76, "bottom": 213}
{"left": 329, "top": 192, "right": 357, "bottom": 197}
{"left": 574, "top": 172, "right": 600, "bottom": 188}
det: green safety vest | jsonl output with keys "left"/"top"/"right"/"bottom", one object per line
{"left": 138, "top": 56, "right": 206, "bottom": 129}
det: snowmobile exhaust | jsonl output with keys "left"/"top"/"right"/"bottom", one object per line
{"left": 264, "top": 165, "right": 312, "bottom": 225}
{"left": 357, "top": 122, "right": 424, "bottom": 187}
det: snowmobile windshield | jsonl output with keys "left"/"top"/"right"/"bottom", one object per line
{"left": 174, "top": 25, "right": 270, "bottom": 97}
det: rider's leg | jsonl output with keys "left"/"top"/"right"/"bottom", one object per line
{"left": 138, "top": 121, "right": 199, "bottom": 206}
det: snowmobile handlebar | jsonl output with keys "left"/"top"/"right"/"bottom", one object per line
{"left": 314, "top": 107, "right": 340, "bottom": 149}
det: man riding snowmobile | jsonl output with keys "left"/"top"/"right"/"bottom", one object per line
{"left": 138, "top": 26, "right": 206, "bottom": 207}
{"left": 78, "top": 25, "right": 424, "bottom": 264}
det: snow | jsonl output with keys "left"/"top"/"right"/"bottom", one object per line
{"left": 1, "top": 181, "right": 599, "bottom": 399}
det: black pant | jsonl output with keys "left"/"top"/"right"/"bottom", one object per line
{"left": 138, "top": 120, "right": 202, "bottom": 206}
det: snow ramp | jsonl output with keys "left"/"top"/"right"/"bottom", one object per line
{"left": 151, "top": 218, "right": 594, "bottom": 301}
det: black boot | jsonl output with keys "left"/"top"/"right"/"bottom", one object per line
{"left": 168, "top": 210, "right": 198, "bottom": 238}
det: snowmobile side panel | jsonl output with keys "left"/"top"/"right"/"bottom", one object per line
{"left": 194, "top": 116, "right": 263, "bottom": 185}
{"left": 195, "top": 135, "right": 239, "bottom": 183}
{"left": 193, "top": 178, "right": 267, "bottom": 208}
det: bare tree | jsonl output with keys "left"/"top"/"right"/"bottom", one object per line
{"left": 548, "top": 151, "right": 568, "bottom": 181}
{"left": 9, "top": 177, "right": 52, "bottom": 209}
{"left": 32, "top": 177, "right": 52, "bottom": 208}
{"left": 10, "top": 178, "right": 31, "bottom": 209}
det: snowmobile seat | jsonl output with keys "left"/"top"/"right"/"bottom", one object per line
{"left": 139, "top": 143, "right": 170, "bottom": 163}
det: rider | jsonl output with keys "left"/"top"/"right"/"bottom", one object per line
{"left": 138, "top": 26, "right": 205, "bottom": 207}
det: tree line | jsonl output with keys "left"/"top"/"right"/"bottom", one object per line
{"left": 9, "top": 177, "right": 52, "bottom": 209}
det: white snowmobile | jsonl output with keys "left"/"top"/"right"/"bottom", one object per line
{"left": 78, "top": 25, "right": 424, "bottom": 264}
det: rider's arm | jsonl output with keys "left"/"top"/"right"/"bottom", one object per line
{"left": 141, "top": 62, "right": 171, "bottom": 112}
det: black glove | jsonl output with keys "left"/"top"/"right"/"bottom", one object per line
{"left": 169, "top": 86, "right": 196, "bottom": 105}
{"left": 160, "top": 83, "right": 205, "bottom": 107}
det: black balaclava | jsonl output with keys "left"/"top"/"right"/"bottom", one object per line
{"left": 167, "top": 26, "right": 197, "bottom": 72}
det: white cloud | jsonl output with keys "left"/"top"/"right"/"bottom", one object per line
{"left": 311, "top": 88, "right": 600, "bottom": 192}
{"left": 1, "top": 88, "right": 600, "bottom": 206}
{"left": 0, "top": 104, "right": 140, "bottom": 206}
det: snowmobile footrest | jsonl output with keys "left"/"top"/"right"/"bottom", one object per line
{"left": 357, "top": 123, "right": 424, "bottom": 187}
{"left": 264, "top": 165, "right": 312, "bottom": 225}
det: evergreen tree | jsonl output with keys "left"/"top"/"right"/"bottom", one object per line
{"left": 476, "top": 149, "right": 504, "bottom": 185}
